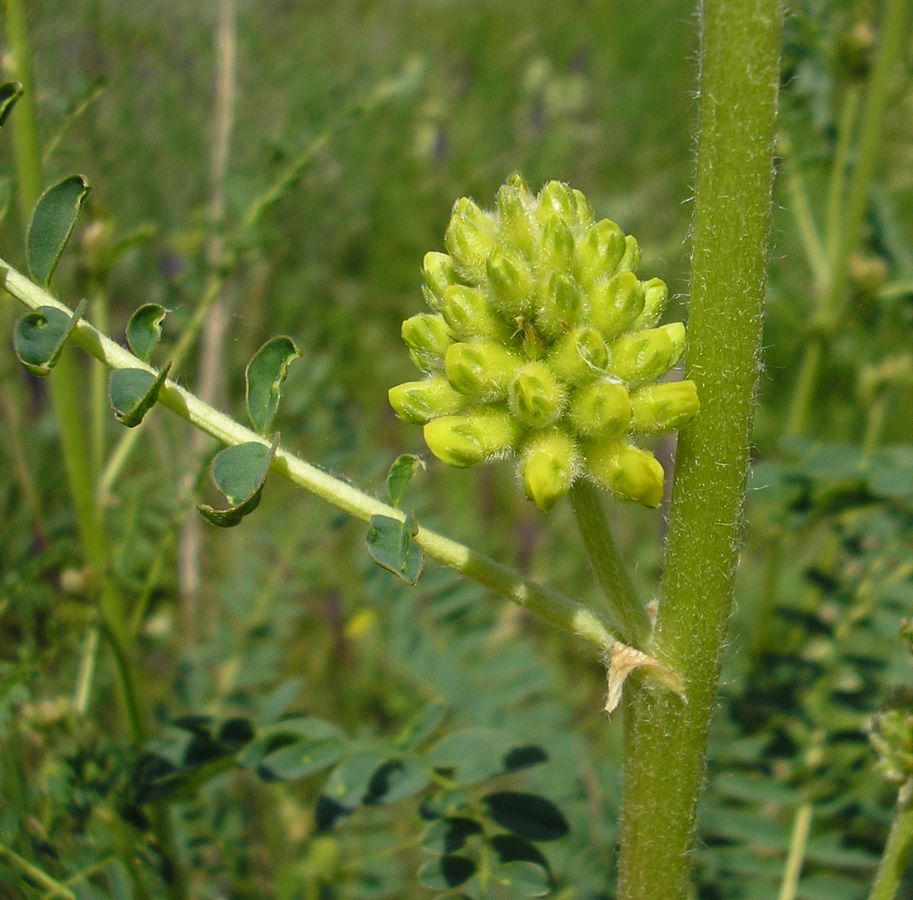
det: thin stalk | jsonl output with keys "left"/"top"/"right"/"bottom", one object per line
{"left": 824, "top": 85, "right": 860, "bottom": 268}
{"left": 570, "top": 480, "right": 652, "bottom": 647}
{"left": 870, "top": 782, "right": 913, "bottom": 900}
{"left": 786, "top": 0, "right": 907, "bottom": 437}
{"left": 0, "top": 259, "right": 687, "bottom": 692}
{"left": 779, "top": 133, "right": 828, "bottom": 288}
{"left": 0, "top": 842, "right": 75, "bottom": 899}
{"left": 778, "top": 803, "right": 813, "bottom": 900}
{"left": 618, "top": 0, "right": 782, "bottom": 896}
{"left": 862, "top": 389, "right": 891, "bottom": 457}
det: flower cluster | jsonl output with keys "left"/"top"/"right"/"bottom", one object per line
{"left": 389, "top": 175, "right": 699, "bottom": 511}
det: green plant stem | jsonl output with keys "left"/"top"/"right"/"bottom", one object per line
{"left": 779, "top": 133, "right": 828, "bottom": 287}
{"left": 0, "top": 841, "right": 76, "bottom": 899}
{"left": 0, "top": 259, "right": 686, "bottom": 697}
{"left": 570, "top": 480, "right": 651, "bottom": 647}
{"left": 824, "top": 85, "right": 860, "bottom": 268}
{"left": 89, "top": 284, "right": 109, "bottom": 479}
{"left": 870, "top": 783, "right": 913, "bottom": 900}
{"left": 617, "top": 0, "right": 782, "bottom": 896}
{"left": 786, "top": 0, "right": 908, "bottom": 438}
{"left": 3, "top": 0, "right": 42, "bottom": 223}
{"left": 778, "top": 803, "right": 813, "bottom": 900}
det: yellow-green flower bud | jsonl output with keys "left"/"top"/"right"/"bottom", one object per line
{"left": 630, "top": 380, "right": 700, "bottom": 434}
{"left": 520, "top": 429, "right": 578, "bottom": 511}
{"left": 633, "top": 277, "right": 669, "bottom": 329}
{"left": 445, "top": 342, "right": 520, "bottom": 400}
{"left": 568, "top": 380, "right": 632, "bottom": 438}
{"left": 401, "top": 313, "right": 453, "bottom": 373}
{"left": 442, "top": 285, "right": 511, "bottom": 342}
{"left": 508, "top": 361, "right": 566, "bottom": 428}
{"left": 609, "top": 322, "right": 685, "bottom": 386}
{"left": 487, "top": 246, "right": 533, "bottom": 317}
{"left": 618, "top": 234, "right": 641, "bottom": 273}
{"left": 541, "top": 214, "right": 575, "bottom": 274}
{"left": 590, "top": 272, "right": 645, "bottom": 339}
{"left": 537, "top": 181, "right": 578, "bottom": 227}
{"left": 549, "top": 326, "right": 609, "bottom": 383}
{"left": 388, "top": 377, "right": 467, "bottom": 424}
{"left": 424, "top": 409, "right": 519, "bottom": 467}
{"left": 585, "top": 442, "right": 665, "bottom": 508}
{"left": 422, "top": 251, "right": 458, "bottom": 310}
{"left": 445, "top": 197, "right": 497, "bottom": 279}
{"left": 571, "top": 189, "right": 595, "bottom": 229}
{"left": 496, "top": 175, "right": 537, "bottom": 259}
{"left": 537, "top": 272, "right": 583, "bottom": 340}
{"left": 577, "top": 219, "right": 625, "bottom": 285}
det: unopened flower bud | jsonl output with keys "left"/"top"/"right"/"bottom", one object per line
{"left": 568, "top": 380, "right": 632, "bottom": 438}
{"left": 388, "top": 378, "right": 467, "bottom": 424}
{"left": 445, "top": 341, "right": 520, "bottom": 400}
{"left": 401, "top": 313, "right": 453, "bottom": 372}
{"left": 424, "top": 409, "right": 519, "bottom": 467}
{"left": 508, "top": 362, "right": 566, "bottom": 428}
{"left": 586, "top": 442, "right": 665, "bottom": 508}
{"left": 442, "top": 285, "right": 511, "bottom": 342}
{"left": 521, "top": 429, "right": 578, "bottom": 511}
{"left": 496, "top": 175, "right": 537, "bottom": 259}
{"left": 537, "top": 181, "right": 578, "bottom": 226}
{"left": 422, "top": 251, "right": 458, "bottom": 310}
{"left": 571, "top": 189, "right": 595, "bottom": 228}
{"left": 537, "top": 272, "right": 583, "bottom": 340}
{"left": 609, "top": 322, "right": 685, "bottom": 386}
{"left": 630, "top": 380, "right": 700, "bottom": 434}
{"left": 590, "top": 272, "right": 645, "bottom": 339}
{"left": 633, "top": 277, "right": 669, "bottom": 329}
{"left": 541, "top": 214, "right": 575, "bottom": 273}
{"left": 617, "top": 235, "right": 641, "bottom": 273}
{"left": 445, "top": 197, "right": 497, "bottom": 278}
{"left": 549, "top": 327, "right": 609, "bottom": 383}
{"left": 577, "top": 219, "right": 625, "bottom": 285}
{"left": 487, "top": 246, "right": 533, "bottom": 317}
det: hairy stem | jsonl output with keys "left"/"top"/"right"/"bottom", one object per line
{"left": 870, "top": 783, "right": 913, "bottom": 900}
{"left": 570, "top": 480, "right": 652, "bottom": 647}
{"left": 617, "top": 0, "right": 782, "bottom": 896}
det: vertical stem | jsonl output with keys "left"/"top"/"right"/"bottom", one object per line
{"left": 570, "top": 481, "right": 652, "bottom": 647}
{"left": 870, "top": 783, "right": 913, "bottom": 900}
{"left": 617, "top": 1, "right": 782, "bottom": 897}
{"left": 778, "top": 803, "right": 813, "bottom": 900}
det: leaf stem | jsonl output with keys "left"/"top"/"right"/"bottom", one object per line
{"left": 0, "top": 841, "right": 75, "bottom": 899}
{"left": 870, "top": 782, "right": 913, "bottom": 900}
{"left": 569, "top": 480, "right": 652, "bottom": 647}
{"left": 617, "top": 0, "right": 783, "bottom": 895}
{"left": 778, "top": 803, "right": 813, "bottom": 900}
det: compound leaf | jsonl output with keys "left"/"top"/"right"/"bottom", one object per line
{"left": 27, "top": 174, "right": 91, "bottom": 286}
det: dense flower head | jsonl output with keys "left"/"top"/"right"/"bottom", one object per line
{"left": 389, "top": 174, "right": 699, "bottom": 511}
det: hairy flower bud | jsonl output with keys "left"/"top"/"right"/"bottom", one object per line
{"left": 391, "top": 175, "right": 697, "bottom": 511}
{"left": 388, "top": 377, "right": 467, "bottom": 424}
{"left": 401, "top": 313, "right": 453, "bottom": 372}
{"left": 423, "top": 409, "right": 518, "bottom": 467}
{"left": 521, "top": 429, "right": 578, "bottom": 511}
{"left": 508, "top": 362, "right": 565, "bottom": 428}
{"left": 568, "top": 380, "right": 632, "bottom": 438}
{"left": 630, "top": 380, "right": 700, "bottom": 434}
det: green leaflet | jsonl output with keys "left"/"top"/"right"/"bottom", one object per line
{"left": 198, "top": 436, "right": 278, "bottom": 528}
{"left": 13, "top": 298, "right": 87, "bottom": 376}
{"left": 245, "top": 335, "right": 301, "bottom": 434}
{"left": 126, "top": 303, "right": 168, "bottom": 363}
{"left": 365, "top": 512, "right": 424, "bottom": 585}
{"left": 386, "top": 453, "right": 424, "bottom": 509}
{"left": 27, "top": 175, "right": 91, "bottom": 286}
{"left": 109, "top": 363, "right": 171, "bottom": 427}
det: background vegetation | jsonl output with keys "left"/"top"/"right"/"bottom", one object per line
{"left": 1, "top": 0, "right": 912, "bottom": 897}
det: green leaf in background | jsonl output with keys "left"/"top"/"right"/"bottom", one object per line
{"left": 365, "top": 511, "right": 423, "bottom": 584}
{"left": 386, "top": 453, "right": 425, "bottom": 508}
{"left": 255, "top": 735, "right": 348, "bottom": 782}
{"left": 429, "top": 728, "right": 547, "bottom": 785}
{"left": 315, "top": 750, "right": 388, "bottom": 829}
{"left": 26, "top": 174, "right": 91, "bottom": 286}
{"left": 125, "top": 303, "right": 168, "bottom": 362}
{"left": 245, "top": 335, "right": 301, "bottom": 434}
{"left": 367, "top": 755, "right": 429, "bottom": 804}
{"left": 0, "top": 82, "right": 23, "bottom": 127}
{"left": 420, "top": 817, "right": 482, "bottom": 856}
{"left": 238, "top": 716, "right": 349, "bottom": 770}
{"left": 417, "top": 855, "right": 476, "bottom": 891}
{"left": 490, "top": 860, "right": 551, "bottom": 897}
{"left": 198, "top": 436, "right": 278, "bottom": 528}
{"left": 482, "top": 792, "right": 569, "bottom": 842}
{"left": 109, "top": 363, "right": 171, "bottom": 427}
{"left": 394, "top": 700, "right": 447, "bottom": 750}
{"left": 12, "top": 298, "right": 87, "bottom": 376}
